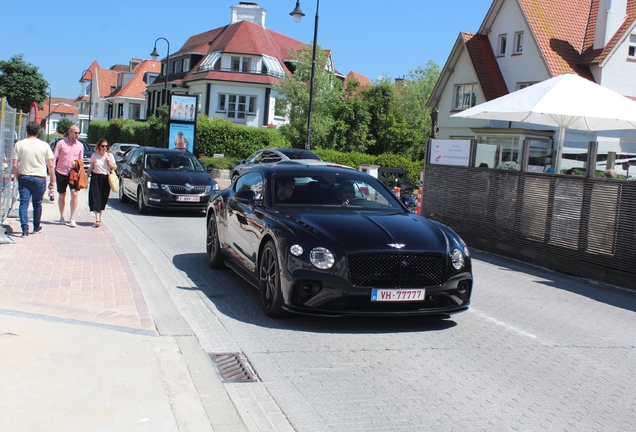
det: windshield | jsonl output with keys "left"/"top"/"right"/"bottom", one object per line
{"left": 272, "top": 174, "right": 403, "bottom": 210}
{"left": 145, "top": 153, "right": 204, "bottom": 171}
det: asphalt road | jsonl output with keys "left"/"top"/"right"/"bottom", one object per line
{"left": 107, "top": 195, "right": 636, "bottom": 432}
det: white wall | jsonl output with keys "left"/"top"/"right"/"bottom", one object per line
{"left": 598, "top": 34, "right": 636, "bottom": 97}
{"left": 487, "top": 0, "right": 550, "bottom": 91}
{"left": 208, "top": 82, "right": 267, "bottom": 127}
{"left": 437, "top": 48, "right": 484, "bottom": 138}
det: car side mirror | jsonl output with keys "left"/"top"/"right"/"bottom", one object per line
{"left": 234, "top": 189, "right": 256, "bottom": 204}
{"left": 206, "top": 165, "right": 214, "bottom": 173}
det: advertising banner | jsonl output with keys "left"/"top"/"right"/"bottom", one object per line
{"left": 429, "top": 139, "right": 471, "bottom": 167}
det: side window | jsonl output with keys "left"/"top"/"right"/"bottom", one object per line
{"left": 234, "top": 172, "right": 264, "bottom": 200}
{"left": 246, "top": 150, "right": 262, "bottom": 163}
{"left": 261, "top": 151, "right": 282, "bottom": 163}
{"left": 129, "top": 150, "right": 142, "bottom": 165}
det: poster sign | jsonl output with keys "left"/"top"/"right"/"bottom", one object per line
{"left": 169, "top": 95, "right": 197, "bottom": 123}
{"left": 429, "top": 139, "right": 471, "bottom": 167}
{"left": 169, "top": 123, "right": 194, "bottom": 151}
{"left": 168, "top": 94, "right": 198, "bottom": 152}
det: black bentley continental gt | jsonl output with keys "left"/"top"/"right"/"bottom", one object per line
{"left": 119, "top": 147, "right": 219, "bottom": 213}
{"left": 206, "top": 164, "right": 473, "bottom": 318}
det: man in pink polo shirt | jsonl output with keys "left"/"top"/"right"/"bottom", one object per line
{"left": 53, "top": 124, "right": 84, "bottom": 227}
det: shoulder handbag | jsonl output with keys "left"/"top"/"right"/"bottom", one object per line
{"left": 108, "top": 170, "right": 119, "bottom": 193}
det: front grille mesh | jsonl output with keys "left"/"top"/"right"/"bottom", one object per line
{"left": 166, "top": 185, "right": 208, "bottom": 195}
{"left": 348, "top": 253, "right": 445, "bottom": 288}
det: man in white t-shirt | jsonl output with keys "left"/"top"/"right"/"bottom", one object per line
{"left": 12, "top": 122, "right": 56, "bottom": 237}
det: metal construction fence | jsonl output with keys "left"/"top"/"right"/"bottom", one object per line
{"left": 1, "top": 98, "right": 27, "bottom": 227}
{"left": 420, "top": 164, "right": 636, "bottom": 289}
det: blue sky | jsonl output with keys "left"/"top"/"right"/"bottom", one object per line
{"left": 2, "top": 0, "right": 491, "bottom": 99}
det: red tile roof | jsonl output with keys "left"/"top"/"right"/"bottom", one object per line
{"left": 96, "top": 69, "right": 119, "bottom": 98}
{"left": 519, "top": 0, "right": 595, "bottom": 79}
{"left": 81, "top": 60, "right": 100, "bottom": 82}
{"left": 463, "top": 33, "right": 508, "bottom": 100}
{"left": 108, "top": 60, "right": 161, "bottom": 99}
{"left": 177, "top": 20, "right": 305, "bottom": 86}
{"left": 583, "top": 0, "right": 636, "bottom": 64}
{"left": 344, "top": 71, "right": 372, "bottom": 90}
{"left": 37, "top": 97, "right": 78, "bottom": 119}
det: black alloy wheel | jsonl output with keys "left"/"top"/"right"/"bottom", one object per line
{"left": 119, "top": 179, "right": 130, "bottom": 203}
{"left": 259, "top": 241, "right": 286, "bottom": 318}
{"left": 137, "top": 187, "right": 149, "bottom": 214}
{"left": 206, "top": 214, "right": 225, "bottom": 269}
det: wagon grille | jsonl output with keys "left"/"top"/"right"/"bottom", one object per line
{"left": 348, "top": 253, "right": 445, "bottom": 288}
{"left": 165, "top": 185, "right": 208, "bottom": 195}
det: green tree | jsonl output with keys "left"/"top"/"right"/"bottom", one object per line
{"left": 56, "top": 118, "right": 73, "bottom": 136}
{"left": 276, "top": 44, "right": 344, "bottom": 149}
{"left": 0, "top": 54, "right": 49, "bottom": 112}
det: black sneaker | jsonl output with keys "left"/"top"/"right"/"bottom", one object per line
{"left": 21, "top": 231, "right": 29, "bottom": 238}
{"left": 33, "top": 226, "right": 43, "bottom": 234}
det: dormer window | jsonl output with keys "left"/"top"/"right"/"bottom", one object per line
{"left": 262, "top": 55, "right": 285, "bottom": 78}
{"left": 498, "top": 34, "right": 507, "bottom": 56}
{"left": 183, "top": 58, "right": 190, "bottom": 72}
{"left": 514, "top": 31, "right": 524, "bottom": 54}
{"left": 199, "top": 51, "right": 221, "bottom": 72}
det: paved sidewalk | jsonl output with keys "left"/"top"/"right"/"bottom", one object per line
{"left": 0, "top": 184, "right": 244, "bottom": 432}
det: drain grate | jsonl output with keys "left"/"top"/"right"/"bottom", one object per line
{"left": 209, "top": 352, "right": 258, "bottom": 383}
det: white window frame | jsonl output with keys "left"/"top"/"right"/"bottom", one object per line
{"left": 517, "top": 82, "right": 538, "bottom": 90}
{"left": 514, "top": 31, "right": 524, "bottom": 54}
{"left": 217, "top": 93, "right": 257, "bottom": 120}
{"left": 498, "top": 34, "right": 507, "bottom": 56}
{"left": 454, "top": 84, "right": 478, "bottom": 110}
{"left": 128, "top": 103, "right": 141, "bottom": 120}
{"left": 183, "top": 58, "right": 190, "bottom": 72}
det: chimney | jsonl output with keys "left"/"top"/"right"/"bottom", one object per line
{"left": 130, "top": 58, "right": 142, "bottom": 72}
{"left": 230, "top": 2, "right": 266, "bottom": 27}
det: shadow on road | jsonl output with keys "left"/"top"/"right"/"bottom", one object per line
{"left": 472, "top": 249, "right": 636, "bottom": 313}
{"left": 172, "top": 252, "right": 458, "bottom": 334}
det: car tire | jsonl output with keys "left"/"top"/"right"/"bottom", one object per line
{"left": 259, "top": 240, "right": 287, "bottom": 318}
{"left": 231, "top": 173, "right": 239, "bottom": 184}
{"left": 137, "top": 187, "right": 149, "bottom": 214}
{"left": 206, "top": 214, "right": 225, "bottom": 269}
{"left": 119, "top": 179, "right": 130, "bottom": 203}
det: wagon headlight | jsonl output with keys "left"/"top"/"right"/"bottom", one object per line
{"left": 310, "top": 247, "right": 335, "bottom": 269}
{"left": 451, "top": 248, "right": 464, "bottom": 270}
{"left": 146, "top": 181, "right": 159, "bottom": 189}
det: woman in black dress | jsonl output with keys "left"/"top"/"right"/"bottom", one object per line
{"left": 87, "top": 139, "right": 116, "bottom": 227}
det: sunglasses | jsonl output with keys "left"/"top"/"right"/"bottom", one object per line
{"left": 99, "top": 144, "right": 108, "bottom": 148}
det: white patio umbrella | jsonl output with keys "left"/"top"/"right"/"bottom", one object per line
{"left": 451, "top": 73, "right": 636, "bottom": 172}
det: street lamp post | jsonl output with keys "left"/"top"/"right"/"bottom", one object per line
{"left": 80, "top": 69, "right": 93, "bottom": 139}
{"left": 47, "top": 86, "right": 52, "bottom": 136}
{"left": 290, "top": 0, "right": 319, "bottom": 151}
{"left": 382, "top": 91, "right": 392, "bottom": 153}
{"left": 151, "top": 37, "right": 170, "bottom": 147}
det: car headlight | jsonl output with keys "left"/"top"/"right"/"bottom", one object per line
{"left": 212, "top": 183, "right": 219, "bottom": 191}
{"left": 146, "top": 181, "right": 159, "bottom": 189}
{"left": 464, "top": 245, "right": 470, "bottom": 258}
{"left": 290, "top": 244, "right": 304, "bottom": 256}
{"left": 451, "top": 248, "right": 464, "bottom": 270}
{"left": 310, "top": 247, "right": 335, "bottom": 269}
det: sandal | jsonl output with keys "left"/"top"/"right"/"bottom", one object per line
{"left": 93, "top": 222, "right": 101, "bottom": 228}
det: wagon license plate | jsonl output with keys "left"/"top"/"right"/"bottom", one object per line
{"left": 371, "top": 288, "right": 426, "bottom": 302}
{"left": 176, "top": 195, "right": 200, "bottom": 202}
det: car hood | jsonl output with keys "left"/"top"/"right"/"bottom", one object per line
{"left": 282, "top": 210, "right": 449, "bottom": 253}
{"left": 147, "top": 170, "right": 215, "bottom": 185}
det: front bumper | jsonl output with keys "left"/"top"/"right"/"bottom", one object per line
{"left": 282, "top": 272, "right": 473, "bottom": 317}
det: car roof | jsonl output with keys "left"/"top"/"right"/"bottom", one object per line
{"left": 273, "top": 148, "right": 321, "bottom": 160}
{"left": 137, "top": 146, "right": 191, "bottom": 154}
{"left": 249, "top": 163, "right": 363, "bottom": 178}
{"left": 275, "top": 160, "right": 354, "bottom": 170}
